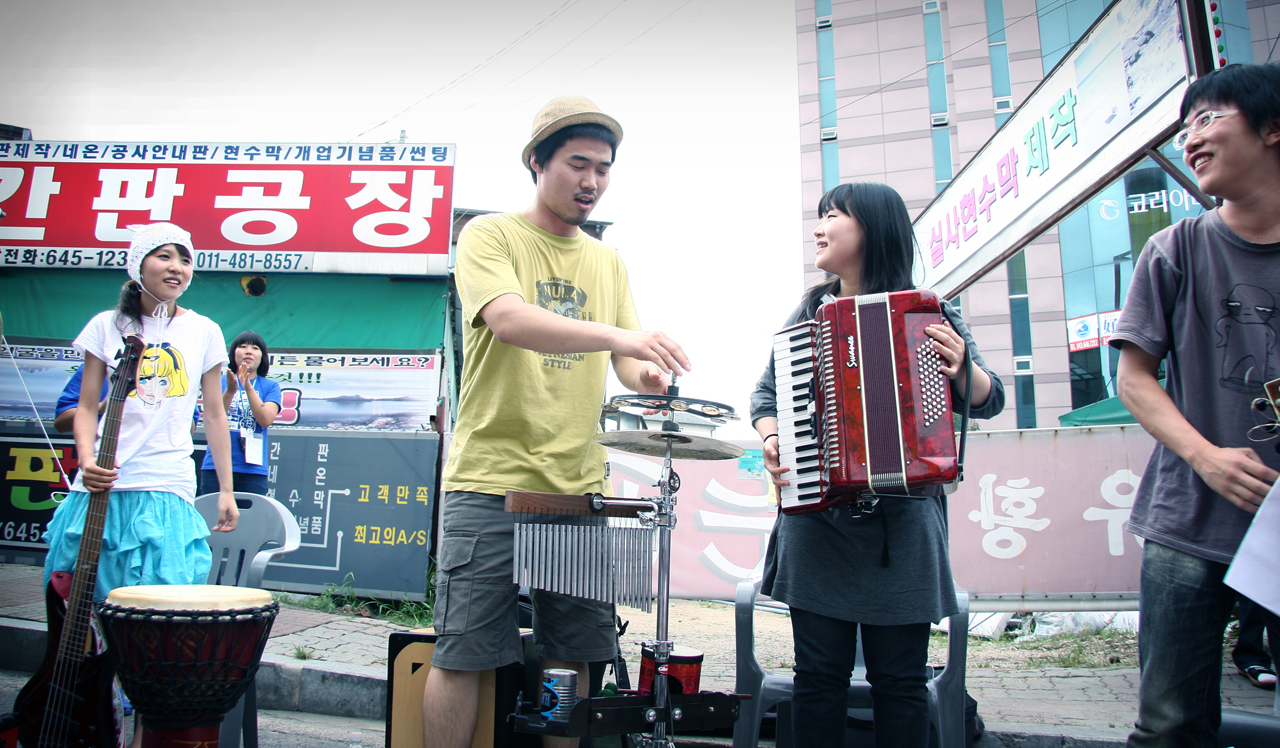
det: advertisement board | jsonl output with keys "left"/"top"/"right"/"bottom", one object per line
{"left": 606, "top": 426, "right": 1155, "bottom": 607}
{"left": 1, "top": 339, "right": 439, "bottom": 431}
{"left": 0, "top": 422, "right": 439, "bottom": 601}
{"left": 1067, "top": 314, "right": 1101, "bottom": 352}
{"left": 0, "top": 425, "right": 74, "bottom": 559}
{"left": 256, "top": 430, "right": 439, "bottom": 601}
{"left": 1098, "top": 310, "right": 1123, "bottom": 346}
{"left": 914, "top": 0, "right": 1192, "bottom": 297}
{"left": 0, "top": 141, "right": 455, "bottom": 276}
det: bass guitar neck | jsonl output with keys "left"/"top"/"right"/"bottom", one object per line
{"left": 15, "top": 335, "right": 145, "bottom": 748}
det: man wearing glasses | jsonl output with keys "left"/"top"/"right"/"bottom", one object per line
{"left": 1111, "top": 62, "right": 1280, "bottom": 747}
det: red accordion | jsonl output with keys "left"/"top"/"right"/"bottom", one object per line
{"left": 773, "top": 289, "right": 958, "bottom": 515}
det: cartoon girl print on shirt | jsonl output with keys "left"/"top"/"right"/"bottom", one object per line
{"left": 131, "top": 343, "right": 190, "bottom": 409}
{"left": 1216, "top": 284, "right": 1278, "bottom": 393}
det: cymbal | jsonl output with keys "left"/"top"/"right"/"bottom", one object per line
{"left": 603, "top": 394, "right": 739, "bottom": 423}
{"left": 596, "top": 431, "right": 745, "bottom": 461}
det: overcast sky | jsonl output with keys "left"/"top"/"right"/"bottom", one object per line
{"left": 5, "top": 0, "right": 804, "bottom": 439}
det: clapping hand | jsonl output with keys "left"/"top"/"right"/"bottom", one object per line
{"left": 236, "top": 360, "right": 254, "bottom": 390}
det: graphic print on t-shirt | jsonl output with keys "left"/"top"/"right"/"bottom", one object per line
{"left": 228, "top": 389, "right": 259, "bottom": 432}
{"left": 536, "top": 278, "right": 591, "bottom": 321}
{"left": 130, "top": 343, "right": 190, "bottom": 409}
{"left": 1216, "top": 284, "right": 1278, "bottom": 393}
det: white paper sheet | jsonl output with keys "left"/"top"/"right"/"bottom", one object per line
{"left": 1225, "top": 480, "right": 1280, "bottom": 618}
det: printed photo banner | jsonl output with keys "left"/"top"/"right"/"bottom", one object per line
{"left": 0, "top": 340, "right": 440, "bottom": 431}
{"left": 0, "top": 141, "right": 456, "bottom": 276}
{"left": 260, "top": 350, "right": 440, "bottom": 431}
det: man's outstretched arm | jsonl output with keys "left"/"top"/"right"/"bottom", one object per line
{"left": 480, "top": 293, "right": 690, "bottom": 377}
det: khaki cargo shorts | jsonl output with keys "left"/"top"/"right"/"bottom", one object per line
{"left": 431, "top": 490, "right": 619, "bottom": 670}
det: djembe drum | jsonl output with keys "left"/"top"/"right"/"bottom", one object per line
{"left": 97, "top": 585, "right": 278, "bottom": 748}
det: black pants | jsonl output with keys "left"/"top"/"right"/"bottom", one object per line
{"left": 1233, "top": 595, "right": 1277, "bottom": 671}
{"left": 790, "top": 606, "right": 931, "bottom": 748}
{"left": 199, "top": 470, "right": 269, "bottom": 497}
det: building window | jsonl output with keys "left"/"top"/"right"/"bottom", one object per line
{"left": 1069, "top": 349, "right": 1107, "bottom": 410}
{"left": 816, "top": 0, "right": 839, "bottom": 191}
{"left": 923, "top": 6, "right": 952, "bottom": 192}
{"left": 985, "top": 0, "right": 1013, "bottom": 129}
{"left": 1007, "top": 250, "right": 1035, "bottom": 427}
{"left": 1015, "top": 374, "right": 1038, "bottom": 428}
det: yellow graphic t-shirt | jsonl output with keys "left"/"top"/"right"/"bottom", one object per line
{"left": 442, "top": 213, "right": 640, "bottom": 496}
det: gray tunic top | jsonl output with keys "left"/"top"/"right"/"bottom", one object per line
{"left": 749, "top": 297, "right": 1005, "bottom": 625}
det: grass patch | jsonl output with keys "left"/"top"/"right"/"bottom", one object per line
{"left": 274, "top": 570, "right": 435, "bottom": 629}
{"left": 927, "top": 625, "right": 1138, "bottom": 670}
{"left": 1009, "top": 629, "right": 1137, "bottom": 669}
{"left": 1054, "top": 640, "right": 1089, "bottom": 668}
{"left": 292, "top": 645, "right": 317, "bottom": 660}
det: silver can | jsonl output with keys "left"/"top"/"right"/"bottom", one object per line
{"left": 540, "top": 668, "right": 579, "bottom": 720}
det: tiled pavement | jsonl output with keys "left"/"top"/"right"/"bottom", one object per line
{"left": 2, "top": 562, "right": 1276, "bottom": 741}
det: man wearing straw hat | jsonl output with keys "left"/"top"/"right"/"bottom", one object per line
{"left": 422, "top": 96, "right": 691, "bottom": 748}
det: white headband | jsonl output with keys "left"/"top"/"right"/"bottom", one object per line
{"left": 126, "top": 223, "right": 194, "bottom": 284}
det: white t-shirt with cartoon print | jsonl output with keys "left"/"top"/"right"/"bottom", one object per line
{"left": 70, "top": 309, "right": 228, "bottom": 503}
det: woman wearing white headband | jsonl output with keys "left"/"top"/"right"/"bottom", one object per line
{"left": 43, "top": 222, "right": 239, "bottom": 607}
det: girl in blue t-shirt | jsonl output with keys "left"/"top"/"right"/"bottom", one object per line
{"left": 199, "top": 331, "right": 282, "bottom": 495}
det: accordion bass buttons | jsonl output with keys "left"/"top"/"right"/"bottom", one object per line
{"left": 915, "top": 340, "right": 949, "bottom": 427}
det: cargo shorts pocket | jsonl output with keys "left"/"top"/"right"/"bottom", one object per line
{"left": 433, "top": 532, "right": 478, "bottom": 636}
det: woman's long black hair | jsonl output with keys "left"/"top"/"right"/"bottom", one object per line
{"left": 801, "top": 182, "right": 919, "bottom": 318}
{"left": 115, "top": 280, "right": 145, "bottom": 334}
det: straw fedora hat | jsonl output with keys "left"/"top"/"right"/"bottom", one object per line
{"left": 521, "top": 96, "right": 623, "bottom": 171}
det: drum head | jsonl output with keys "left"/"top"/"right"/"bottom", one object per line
{"left": 105, "top": 584, "right": 273, "bottom": 610}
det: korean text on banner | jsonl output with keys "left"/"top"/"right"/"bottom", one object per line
{"left": 0, "top": 141, "right": 456, "bottom": 277}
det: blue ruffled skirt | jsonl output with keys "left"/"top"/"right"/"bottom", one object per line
{"left": 43, "top": 490, "right": 213, "bottom": 602}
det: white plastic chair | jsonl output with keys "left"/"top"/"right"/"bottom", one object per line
{"left": 194, "top": 492, "right": 301, "bottom": 748}
{"left": 733, "top": 577, "right": 969, "bottom": 748}
{"left": 195, "top": 492, "right": 301, "bottom": 589}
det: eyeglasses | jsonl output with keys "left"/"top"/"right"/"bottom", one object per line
{"left": 1173, "top": 110, "right": 1239, "bottom": 150}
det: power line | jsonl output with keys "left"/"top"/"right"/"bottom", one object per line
{"left": 458, "top": 0, "right": 631, "bottom": 114}
{"left": 347, "top": 0, "right": 582, "bottom": 142}
{"left": 799, "top": 0, "right": 1072, "bottom": 128}
{"left": 568, "top": 0, "right": 700, "bottom": 80}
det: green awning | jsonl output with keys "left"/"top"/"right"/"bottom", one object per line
{"left": 1057, "top": 395, "right": 1139, "bottom": 427}
{"left": 0, "top": 269, "right": 446, "bottom": 350}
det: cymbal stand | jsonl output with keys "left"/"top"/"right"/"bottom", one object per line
{"left": 634, "top": 429, "right": 680, "bottom": 748}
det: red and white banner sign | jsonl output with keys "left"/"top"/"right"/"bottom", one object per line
{"left": 1098, "top": 310, "right": 1123, "bottom": 347}
{"left": 1067, "top": 313, "right": 1100, "bottom": 352}
{"left": 0, "top": 141, "right": 455, "bottom": 276}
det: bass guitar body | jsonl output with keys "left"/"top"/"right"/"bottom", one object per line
{"left": 13, "top": 335, "right": 144, "bottom": 748}
{"left": 14, "top": 578, "right": 118, "bottom": 748}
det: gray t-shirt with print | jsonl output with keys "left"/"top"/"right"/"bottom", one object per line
{"left": 1109, "top": 208, "right": 1280, "bottom": 565}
